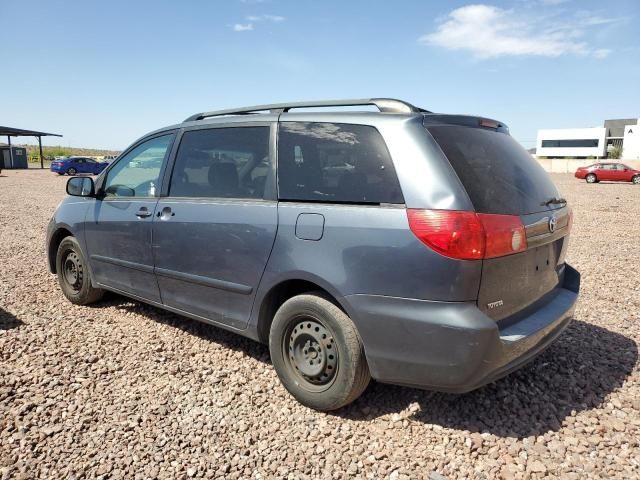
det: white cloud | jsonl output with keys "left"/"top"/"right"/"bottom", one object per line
{"left": 593, "top": 48, "right": 611, "bottom": 58}
{"left": 233, "top": 14, "right": 284, "bottom": 32}
{"left": 246, "top": 14, "right": 285, "bottom": 22}
{"left": 577, "top": 14, "right": 618, "bottom": 26}
{"left": 233, "top": 23, "right": 254, "bottom": 32}
{"left": 420, "top": 4, "right": 614, "bottom": 60}
{"left": 538, "top": 0, "right": 570, "bottom": 5}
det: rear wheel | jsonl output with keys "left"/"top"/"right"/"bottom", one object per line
{"left": 586, "top": 173, "right": 597, "bottom": 183}
{"left": 56, "top": 236, "right": 104, "bottom": 305}
{"left": 269, "top": 293, "right": 370, "bottom": 411}
{"left": 67, "top": 167, "right": 77, "bottom": 175}
{"left": 633, "top": 175, "right": 640, "bottom": 184}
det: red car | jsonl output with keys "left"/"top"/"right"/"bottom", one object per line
{"left": 575, "top": 163, "right": 640, "bottom": 184}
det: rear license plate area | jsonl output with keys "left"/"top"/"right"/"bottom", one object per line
{"left": 533, "top": 244, "right": 554, "bottom": 274}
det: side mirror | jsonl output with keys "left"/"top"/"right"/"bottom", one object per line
{"left": 66, "top": 176, "right": 95, "bottom": 197}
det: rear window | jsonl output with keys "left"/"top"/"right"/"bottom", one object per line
{"left": 428, "top": 126, "right": 560, "bottom": 215}
{"left": 278, "top": 122, "right": 404, "bottom": 204}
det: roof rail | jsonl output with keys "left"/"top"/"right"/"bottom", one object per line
{"left": 184, "top": 98, "right": 429, "bottom": 122}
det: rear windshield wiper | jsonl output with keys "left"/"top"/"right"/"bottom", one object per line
{"left": 541, "top": 197, "right": 567, "bottom": 207}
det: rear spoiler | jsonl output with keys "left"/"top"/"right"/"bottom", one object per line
{"left": 423, "top": 114, "right": 509, "bottom": 134}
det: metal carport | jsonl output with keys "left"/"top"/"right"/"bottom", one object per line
{"left": 0, "top": 126, "right": 62, "bottom": 169}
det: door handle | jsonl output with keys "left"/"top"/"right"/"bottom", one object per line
{"left": 136, "top": 207, "right": 152, "bottom": 218}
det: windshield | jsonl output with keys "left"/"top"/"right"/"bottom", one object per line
{"left": 428, "top": 125, "right": 561, "bottom": 215}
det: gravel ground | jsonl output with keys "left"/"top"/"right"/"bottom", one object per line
{"left": 1, "top": 170, "right": 639, "bottom": 480}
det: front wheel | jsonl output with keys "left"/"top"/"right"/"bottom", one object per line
{"left": 586, "top": 173, "right": 597, "bottom": 183}
{"left": 633, "top": 175, "right": 640, "bottom": 184}
{"left": 269, "top": 293, "right": 370, "bottom": 411}
{"left": 56, "top": 236, "right": 104, "bottom": 305}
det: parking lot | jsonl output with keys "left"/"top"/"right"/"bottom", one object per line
{"left": 1, "top": 169, "right": 638, "bottom": 479}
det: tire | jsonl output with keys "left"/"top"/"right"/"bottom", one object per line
{"left": 56, "top": 236, "right": 104, "bottom": 305}
{"left": 67, "top": 168, "right": 77, "bottom": 175}
{"left": 269, "top": 293, "right": 370, "bottom": 411}
{"left": 633, "top": 175, "right": 640, "bottom": 185}
{"left": 586, "top": 173, "right": 597, "bottom": 184}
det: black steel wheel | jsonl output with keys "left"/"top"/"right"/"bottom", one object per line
{"left": 62, "top": 250, "right": 83, "bottom": 293}
{"left": 283, "top": 316, "right": 339, "bottom": 391}
{"left": 56, "top": 236, "right": 104, "bottom": 305}
{"left": 269, "top": 292, "right": 370, "bottom": 411}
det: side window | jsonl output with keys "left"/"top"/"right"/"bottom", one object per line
{"left": 103, "top": 134, "right": 173, "bottom": 197}
{"left": 169, "top": 127, "right": 271, "bottom": 199}
{"left": 278, "top": 122, "right": 404, "bottom": 204}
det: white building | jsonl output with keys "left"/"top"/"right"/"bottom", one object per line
{"left": 622, "top": 122, "right": 640, "bottom": 160}
{"left": 536, "top": 118, "right": 640, "bottom": 159}
{"left": 536, "top": 127, "right": 606, "bottom": 158}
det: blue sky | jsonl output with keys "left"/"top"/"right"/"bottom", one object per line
{"left": 1, "top": 0, "right": 639, "bottom": 150}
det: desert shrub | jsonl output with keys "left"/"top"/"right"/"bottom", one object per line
{"left": 609, "top": 146, "right": 622, "bottom": 159}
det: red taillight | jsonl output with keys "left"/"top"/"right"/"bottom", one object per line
{"left": 477, "top": 213, "right": 527, "bottom": 258}
{"left": 407, "top": 209, "right": 527, "bottom": 260}
{"left": 407, "top": 210, "right": 485, "bottom": 260}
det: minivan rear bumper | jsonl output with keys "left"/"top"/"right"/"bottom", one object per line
{"left": 343, "top": 264, "right": 580, "bottom": 392}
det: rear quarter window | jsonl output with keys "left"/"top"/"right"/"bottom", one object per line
{"left": 278, "top": 122, "right": 404, "bottom": 204}
{"left": 428, "top": 126, "right": 560, "bottom": 215}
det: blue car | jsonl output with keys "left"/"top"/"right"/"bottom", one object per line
{"left": 47, "top": 98, "right": 579, "bottom": 411}
{"left": 50, "top": 157, "right": 108, "bottom": 176}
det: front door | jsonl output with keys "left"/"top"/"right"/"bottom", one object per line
{"left": 84, "top": 134, "right": 175, "bottom": 302}
{"left": 613, "top": 164, "right": 631, "bottom": 181}
{"left": 597, "top": 163, "right": 615, "bottom": 181}
{"left": 152, "top": 125, "right": 277, "bottom": 329}
{"left": 82, "top": 157, "right": 98, "bottom": 174}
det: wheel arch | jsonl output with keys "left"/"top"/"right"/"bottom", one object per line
{"left": 255, "top": 276, "right": 352, "bottom": 344}
{"left": 48, "top": 227, "right": 74, "bottom": 273}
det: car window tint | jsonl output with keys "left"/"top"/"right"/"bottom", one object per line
{"left": 428, "top": 125, "right": 560, "bottom": 215}
{"left": 103, "top": 135, "right": 173, "bottom": 198}
{"left": 277, "top": 122, "right": 403, "bottom": 204}
{"left": 169, "top": 127, "right": 271, "bottom": 199}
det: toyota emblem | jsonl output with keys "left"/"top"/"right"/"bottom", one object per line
{"left": 548, "top": 215, "right": 557, "bottom": 233}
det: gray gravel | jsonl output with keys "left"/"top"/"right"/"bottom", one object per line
{"left": 1, "top": 169, "right": 639, "bottom": 479}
